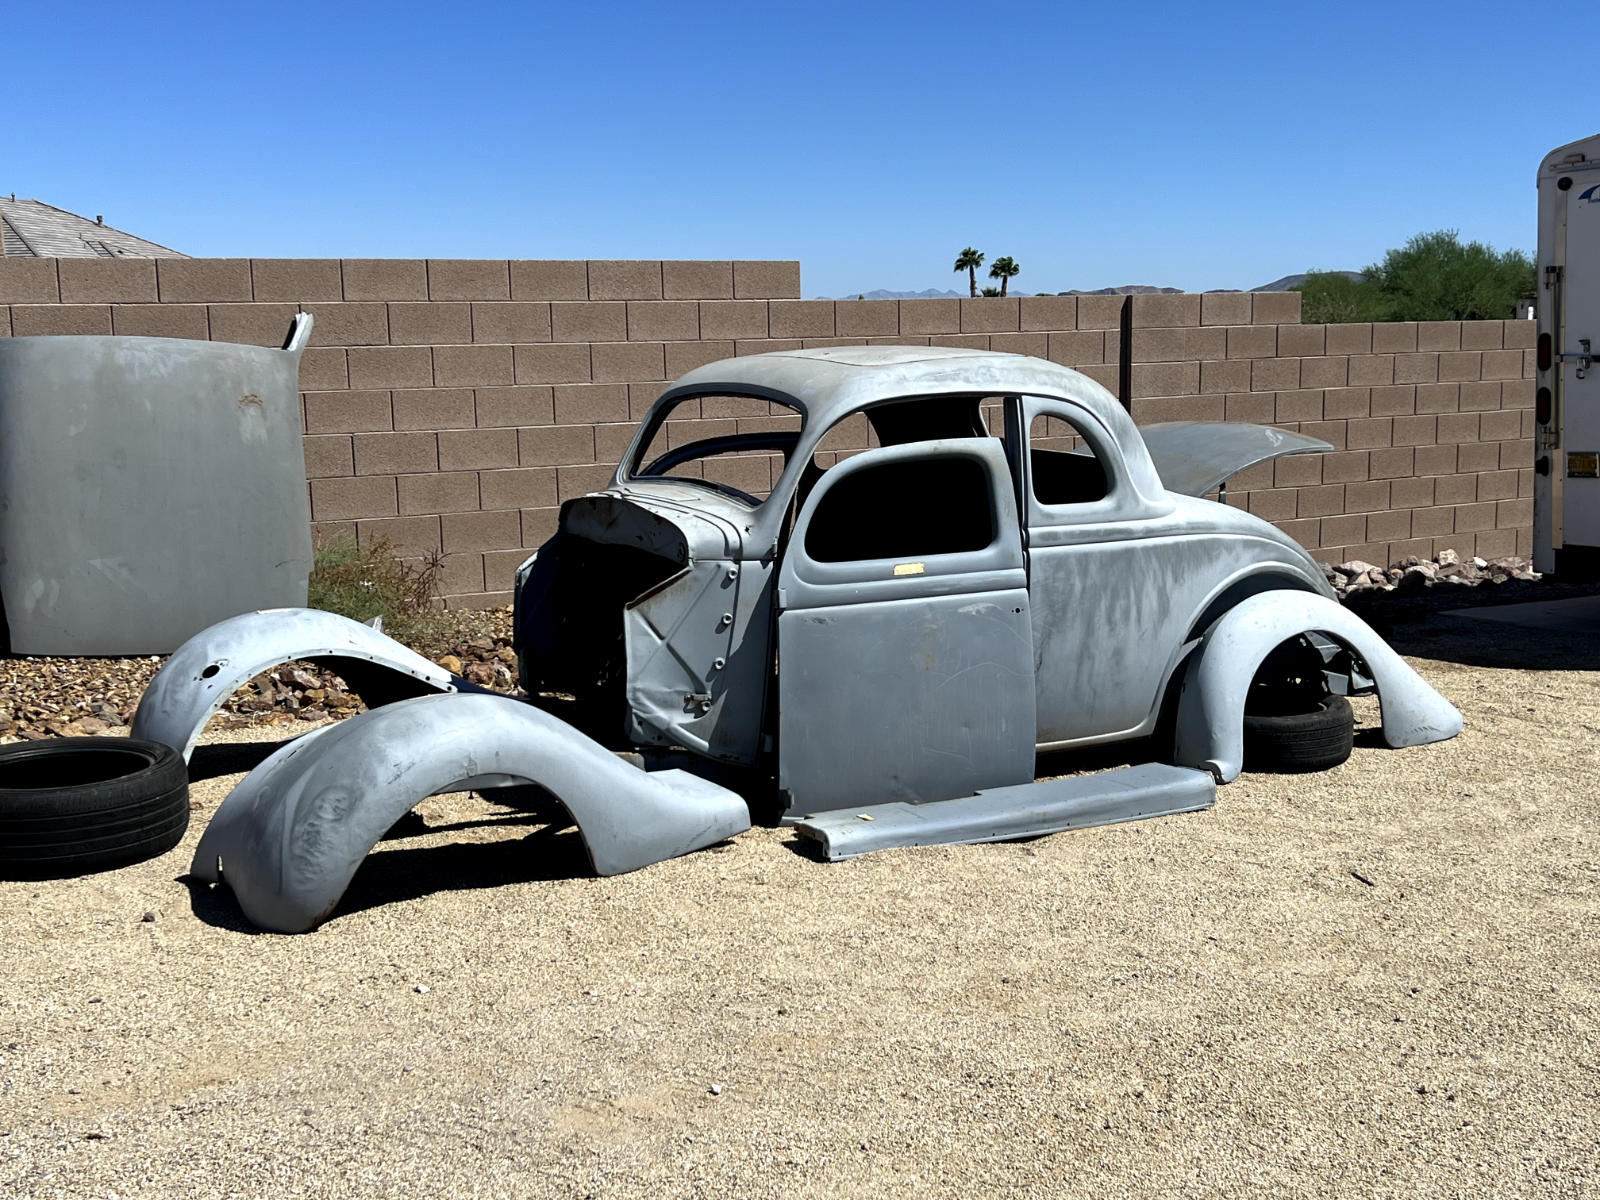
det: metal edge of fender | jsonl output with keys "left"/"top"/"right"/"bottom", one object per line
{"left": 130, "top": 608, "right": 457, "bottom": 762}
{"left": 189, "top": 692, "right": 752, "bottom": 934}
{"left": 1173, "top": 592, "right": 1463, "bottom": 783}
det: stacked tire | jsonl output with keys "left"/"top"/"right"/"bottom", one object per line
{"left": 0, "top": 738, "right": 188, "bottom": 880}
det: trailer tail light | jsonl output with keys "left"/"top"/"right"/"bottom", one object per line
{"left": 1537, "top": 387, "right": 1552, "bottom": 424}
{"left": 1538, "top": 332, "right": 1552, "bottom": 371}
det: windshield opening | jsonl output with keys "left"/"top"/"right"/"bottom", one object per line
{"left": 629, "top": 392, "right": 805, "bottom": 505}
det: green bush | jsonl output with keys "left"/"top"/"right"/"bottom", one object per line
{"left": 307, "top": 535, "right": 444, "bottom": 648}
{"left": 1294, "top": 230, "right": 1536, "bottom": 323}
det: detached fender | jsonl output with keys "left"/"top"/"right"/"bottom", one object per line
{"left": 190, "top": 692, "right": 751, "bottom": 933}
{"left": 131, "top": 608, "right": 456, "bottom": 761}
{"left": 1174, "top": 592, "right": 1461, "bottom": 783}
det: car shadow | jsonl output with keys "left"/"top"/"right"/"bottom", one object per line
{"left": 1382, "top": 612, "right": 1600, "bottom": 672}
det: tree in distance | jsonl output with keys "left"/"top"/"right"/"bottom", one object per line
{"left": 981, "top": 286, "right": 1001, "bottom": 296}
{"left": 1295, "top": 230, "right": 1535, "bottom": 323}
{"left": 954, "top": 247, "right": 985, "bottom": 298}
{"left": 989, "top": 256, "right": 1020, "bottom": 298}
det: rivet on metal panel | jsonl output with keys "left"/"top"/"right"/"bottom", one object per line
{"left": 719, "top": 613, "right": 732, "bottom": 628}
{"left": 726, "top": 568, "right": 739, "bottom": 582}
{"left": 712, "top": 657, "right": 726, "bottom": 671}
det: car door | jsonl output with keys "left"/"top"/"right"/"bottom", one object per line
{"left": 776, "top": 437, "right": 1035, "bottom": 816}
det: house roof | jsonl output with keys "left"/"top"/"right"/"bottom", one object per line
{"left": 0, "top": 196, "right": 186, "bottom": 258}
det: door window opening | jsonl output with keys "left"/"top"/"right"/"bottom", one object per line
{"left": 804, "top": 456, "right": 995, "bottom": 563}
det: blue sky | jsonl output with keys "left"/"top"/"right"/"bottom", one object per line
{"left": 9, "top": 1, "right": 1595, "bottom": 297}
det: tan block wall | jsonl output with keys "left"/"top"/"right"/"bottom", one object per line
{"left": 0, "top": 258, "right": 1536, "bottom": 607}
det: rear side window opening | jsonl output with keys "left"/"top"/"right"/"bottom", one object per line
{"left": 804, "top": 455, "right": 996, "bottom": 563}
{"left": 1027, "top": 411, "right": 1109, "bottom": 506}
{"left": 630, "top": 393, "right": 804, "bottom": 505}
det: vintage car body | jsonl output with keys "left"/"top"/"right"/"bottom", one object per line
{"left": 145, "top": 347, "right": 1463, "bottom": 931}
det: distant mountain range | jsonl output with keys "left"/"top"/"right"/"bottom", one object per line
{"left": 822, "top": 273, "right": 1361, "bottom": 300}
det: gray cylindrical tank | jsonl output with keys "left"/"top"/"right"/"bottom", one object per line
{"left": 0, "top": 315, "right": 315, "bottom": 655}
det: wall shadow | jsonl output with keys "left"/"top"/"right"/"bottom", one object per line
{"left": 187, "top": 738, "right": 292, "bottom": 782}
{"left": 1384, "top": 612, "right": 1600, "bottom": 672}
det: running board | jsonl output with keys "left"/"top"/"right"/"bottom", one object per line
{"left": 793, "top": 763, "right": 1217, "bottom": 862}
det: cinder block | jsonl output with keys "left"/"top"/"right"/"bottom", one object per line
{"left": 1075, "top": 364, "right": 1120, "bottom": 392}
{"left": 1324, "top": 323, "right": 1373, "bottom": 356}
{"left": 554, "top": 383, "right": 628, "bottom": 425}
{"left": 1224, "top": 393, "right": 1276, "bottom": 423}
{"left": 311, "top": 475, "right": 398, "bottom": 520}
{"left": 930, "top": 334, "right": 989, "bottom": 350}
{"left": 1300, "top": 419, "right": 1347, "bottom": 449}
{"left": 1201, "top": 292, "right": 1251, "bottom": 326}
{"left": 587, "top": 261, "right": 662, "bottom": 301}
{"left": 1452, "top": 501, "right": 1497, "bottom": 533}
{"left": 1434, "top": 473, "right": 1478, "bottom": 505}
{"left": 594, "top": 422, "right": 638, "bottom": 462}
{"left": 1413, "top": 384, "right": 1459, "bottom": 414}
{"left": 1460, "top": 321, "right": 1503, "bottom": 351}
{"left": 1413, "top": 444, "right": 1457, "bottom": 476}
{"left": 558, "top": 463, "right": 618, "bottom": 501}
{"left": 665, "top": 340, "right": 734, "bottom": 378}
{"left": 1501, "top": 439, "right": 1533, "bottom": 470}
{"left": 1320, "top": 451, "right": 1370, "bottom": 483}
{"left": 1518, "top": 465, "right": 1537, "bottom": 496}
{"left": 1475, "top": 470, "right": 1518, "bottom": 502}
{"left": 1367, "top": 447, "right": 1414, "bottom": 479}
{"left": 303, "top": 302, "right": 389, "bottom": 346}
{"left": 434, "top": 344, "right": 515, "bottom": 387}
{"left": 1455, "top": 441, "right": 1500, "bottom": 474}
{"left": 551, "top": 301, "right": 627, "bottom": 343}
{"left": 1496, "top": 497, "right": 1531, "bottom": 531}
{"left": 0, "top": 259, "right": 60, "bottom": 303}
{"left": 1132, "top": 361, "right": 1200, "bottom": 398}
{"left": 480, "top": 467, "right": 557, "bottom": 510}
{"left": 11, "top": 305, "right": 111, "bottom": 336}
{"left": 1392, "top": 415, "right": 1437, "bottom": 446}
{"left": 439, "top": 428, "right": 518, "bottom": 471}
{"left": 398, "top": 471, "right": 480, "bottom": 515}
{"left": 1299, "top": 356, "right": 1349, "bottom": 390}
{"left": 514, "top": 343, "right": 591, "bottom": 384}
{"left": 1410, "top": 506, "right": 1455, "bottom": 537}
{"left": 733, "top": 261, "right": 800, "bottom": 300}
{"left": 1479, "top": 349, "right": 1523, "bottom": 381}
{"left": 1503, "top": 320, "right": 1536, "bottom": 350}
{"left": 251, "top": 259, "right": 343, "bottom": 302}
{"left": 1200, "top": 359, "right": 1251, "bottom": 394}
{"left": 58, "top": 259, "right": 157, "bottom": 303}
{"left": 663, "top": 261, "right": 733, "bottom": 300}
{"left": 1478, "top": 409, "right": 1522, "bottom": 442}
{"left": 1047, "top": 330, "right": 1104, "bottom": 366}
{"left": 1393, "top": 354, "right": 1439, "bottom": 385}
{"left": 389, "top": 302, "right": 471, "bottom": 346}
{"left": 1275, "top": 390, "right": 1324, "bottom": 423}
{"left": 208, "top": 302, "right": 299, "bottom": 346}
{"left": 1227, "top": 325, "right": 1277, "bottom": 359}
{"left": 303, "top": 434, "right": 354, "bottom": 479}
{"left": 625, "top": 301, "right": 698, "bottom": 342}
{"left": 305, "top": 390, "right": 391, "bottom": 434}
{"left": 769, "top": 301, "right": 836, "bottom": 339}
{"left": 1475, "top": 528, "right": 1518, "bottom": 559}
{"left": 1320, "top": 513, "right": 1367, "bottom": 547}
{"left": 1517, "top": 526, "right": 1534, "bottom": 555}
{"left": 355, "top": 515, "right": 440, "bottom": 556}
{"left": 898, "top": 299, "right": 961, "bottom": 335}
{"left": 472, "top": 302, "right": 551, "bottom": 345}
{"left": 1458, "top": 381, "right": 1502, "bottom": 411}
{"left": 1296, "top": 484, "right": 1345, "bottom": 518}
{"left": 959, "top": 298, "right": 1019, "bottom": 334}
{"left": 476, "top": 386, "right": 554, "bottom": 428}
{"left": 484, "top": 548, "right": 530, "bottom": 591}
{"left": 348, "top": 346, "right": 434, "bottom": 390}
{"left": 696, "top": 301, "right": 767, "bottom": 341}
{"left": 354, "top": 432, "right": 438, "bottom": 475}
{"left": 1276, "top": 518, "right": 1321, "bottom": 551}
{"left": 833, "top": 300, "right": 898, "bottom": 337}
{"left": 1070, "top": 295, "right": 1121, "bottom": 330}
{"left": 510, "top": 260, "right": 589, "bottom": 300}
{"left": 1366, "top": 508, "right": 1412, "bottom": 542}
{"left": 299, "top": 348, "right": 349, "bottom": 391}
{"left": 157, "top": 259, "right": 251, "bottom": 303}
{"left": 1229, "top": 461, "right": 1275, "bottom": 490}
{"left": 1020, "top": 295, "right": 1076, "bottom": 331}
{"left": 342, "top": 260, "right": 428, "bottom": 302}
{"left": 1251, "top": 292, "right": 1301, "bottom": 325}
{"left": 1277, "top": 325, "right": 1326, "bottom": 358}
{"left": 1372, "top": 323, "right": 1418, "bottom": 354}
{"left": 434, "top": 552, "right": 485, "bottom": 596}
{"left": 592, "top": 342, "right": 665, "bottom": 383}
{"left": 521, "top": 506, "right": 560, "bottom": 546}
{"left": 1389, "top": 476, "right": 1433, "bottom": 508}
{"left": 1132, "top": 294, "right": 1201, "bottom": 328}
{"left": 989, "top": 332, "right": 1048, "bottom": 358}
{"left": 518, "top": 423, "right": 595, "bottom": 466}
{"left": 1436, "top": 412, "right": 1481, "bottom": 444}
{"left": 427, "top": 260, "right": 510, "bottom": 301}
{"left": 1251, "top": 358, "right": 1300, "bottom": 392}
{"left": 110, "top": 304, "right": 207, "bottom": 339}
{"left": 1344, "top": 480, "right": 1391, "bottom": 512}
{"left": 1367, "top": 385, "right": 1415, "bottom": 418}
{"left": 1416, "top": 322, "right": 1461, "bottom": 352}
{"left": 1346, "top": 354, "right": 1395, "bottom": 387}
{"left": 1322, "top": 387, "right": 1370, "bottom": 419}
{"left": 1437, "top": 351, "right": 1481, "bottom": 383}
{"left": 1275, "top": 452, "right": 1323, "bottom": 488}
{"left": 392, "top": 388, "right": 475, "bottom": 430}
{"left": 1248, "top": 486, "right": 1298, "bottom": 522}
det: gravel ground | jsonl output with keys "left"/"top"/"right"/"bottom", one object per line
{"left": 1, "top": 613, "right": 1597, "bottom": 1198}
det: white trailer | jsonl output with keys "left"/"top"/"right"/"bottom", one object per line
{"left": 1535, "top": 132, "right": 1600, "bottom": 575}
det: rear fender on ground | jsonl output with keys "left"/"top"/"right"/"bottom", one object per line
{"left": 131, "top": 608, "right": 457, "bottom": 761}
{"left": 189, "top": 692, "right": 752, "bottom": 933}
{"left": 1174, "top": 591, "right": 1462, "bottom": 783}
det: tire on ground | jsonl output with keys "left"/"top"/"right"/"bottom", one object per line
{"left": 1242, "top": 694, "right": 1355, "bottom": 774}
{"left": 0, "top": 737, "right": 189, "bottom": 879}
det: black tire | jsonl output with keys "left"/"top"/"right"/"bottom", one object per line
{"left": 1242, "top": 694, "right": 1354, "bottom": 774}
{"left": 0, "top": 737, "right": 189, "bottom": 880}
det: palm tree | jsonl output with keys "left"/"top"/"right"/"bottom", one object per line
{"left": 954, "top": 248, "right": 985, "bottom": 298}
{"left": 989, "top": 256, "right": 1020, "bottom": 298}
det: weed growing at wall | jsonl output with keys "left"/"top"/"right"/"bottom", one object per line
{"left": 307, "top": 535, "right": 445, "bottom": 647}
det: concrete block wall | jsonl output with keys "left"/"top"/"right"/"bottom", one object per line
{"left": 0, "top": 258, "right": 1536, "bottom": 607}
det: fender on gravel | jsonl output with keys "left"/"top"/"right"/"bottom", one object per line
{"left": 190, "top": 692, "right": 752, "bottom": 933}
{"left": 1174, "top": 592, "right": 1461, "bottom": 783}
{"left": 131, "top": 608, "right": 457, "bottom": 762}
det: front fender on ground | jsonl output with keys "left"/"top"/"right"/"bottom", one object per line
{"left": 131, "top": 608, "right": 457, "bottom": 762}
{"left": 1174, "top": 592, "right": 1462, "bottom": 783}
{"left": 189, "top": 692, "right": 751, "bottom": 933}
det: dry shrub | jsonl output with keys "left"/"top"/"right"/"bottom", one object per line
{"left": 306, "top": 535, "right": 445, "bottom": 649}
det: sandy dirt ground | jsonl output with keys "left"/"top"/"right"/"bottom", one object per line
{"left": 1, "top": 612, "right": 1597, "bottom": 1199}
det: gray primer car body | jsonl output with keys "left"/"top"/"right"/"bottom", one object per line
{"left": 145, "top": 346, "right": 1461, "bottom": 927}
{"left": 0, "top": 316, "right": 314, "bottom": 654}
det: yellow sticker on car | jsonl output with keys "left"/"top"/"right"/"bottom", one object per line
{"left": 1568, "top": 452, "right": 1598, "bottom": 479}
{"left": 893, "top": 562, "right": 925, "bottom": 576}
